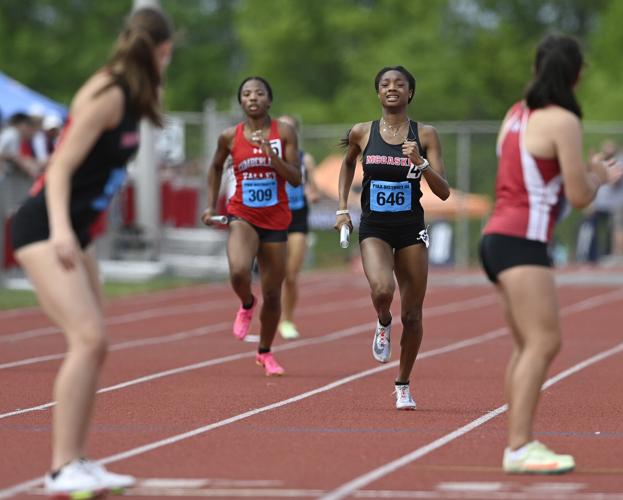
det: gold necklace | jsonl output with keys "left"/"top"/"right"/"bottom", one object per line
{"left": 381, "top": 117, "right": 410, "bottom": 143}
{"left": 381, "top": 117, "right": 409, "bottom": 137}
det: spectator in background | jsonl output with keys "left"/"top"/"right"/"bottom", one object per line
{"left": 575, "top": 139, "right": 623, "bottom": 263}
{"left": 278, "top": 114, "right": 321, "bottom": 340}
{"left": 0, "top": 112, "right": 40, "bottom": 211}
{"left": 42, "top": 114, "right": 64, "bottom": 156}
{"left": 28, "top": 109, "right": 50, "bottom": 166}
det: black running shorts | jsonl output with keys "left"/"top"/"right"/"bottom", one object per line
{"left": 479, "top": 233, "right": 552, "bottom": 283}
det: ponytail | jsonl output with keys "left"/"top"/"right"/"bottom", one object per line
{"left": 96, "top": 8, "right": 173, "bottom": 126}
{"left": 525, "top": 34, "right": 583, "bottom": 118}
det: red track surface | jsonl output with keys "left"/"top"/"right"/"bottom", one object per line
{"left": 0, "top": 270, "right": 622, "bottom": 499}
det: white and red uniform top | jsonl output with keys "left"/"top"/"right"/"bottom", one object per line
{"left": 227, "top": 119, "right": 291, "bottom": 230}
{"left": 483, "top": 102, "right": 564, "bottom": 243}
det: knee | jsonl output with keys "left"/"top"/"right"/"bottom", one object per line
{"left": 284, "top": 272, "right": 297, "bottom": 289}
{"left": 69, "top": 319, "right": 108, "bottom": 363}
{"left": 230, "top": 268, "right": 251, "bottom": 289}
{"left": 370, "top": 283, "right": 394, "bottom": 305}
{"left": 262, "top": 287, "right": 281, "bottom": 308}
{"left": 527, "top": 334, "right": 561, "bottom": 361}
{"left": 401, "top": 308, "right": 423, "bottom": 331}
{"left": 542, "top": 336, "right": 561, "bottom": 361}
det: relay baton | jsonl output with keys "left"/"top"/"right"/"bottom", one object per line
{"left": 339, "top": 224, "right": 350, "bottom": 249}
{"left": 209, "top": 215, "right": 228, "bottom": 224}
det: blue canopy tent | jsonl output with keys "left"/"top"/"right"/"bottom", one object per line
{"left": 0, "top": 71, "right": 67, "bottom": 122}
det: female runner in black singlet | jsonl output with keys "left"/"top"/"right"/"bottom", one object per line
{"left": 11, "top": 8, "right": 173, "bottom": 497}
{"left": 335, "top": 66, "right": 450, "bottom": 410}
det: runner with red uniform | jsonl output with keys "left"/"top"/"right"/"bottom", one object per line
{"left": 479, "top": 34, "right": 622, "bottom": 475}
{"left": 202, "top": 76, "right": 301, "bottom": 376}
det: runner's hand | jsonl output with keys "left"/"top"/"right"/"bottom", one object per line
{"left": 334, "top": 213, "right": 353, "bottom": 232}
{"left": 50, "top": 229, "right": 80, "bottom": 271}
{"left": 201, "top": 207, "right": 216, "bottom": 226}
{"left": 402, "top": 140, "right": 424, "bottom": 165}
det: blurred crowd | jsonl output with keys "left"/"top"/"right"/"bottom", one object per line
{"left": 0, "top": 110, "right": 63, "bottom": 213}
{"left": 576, "top": 139, "right": 623, "bottom": 263}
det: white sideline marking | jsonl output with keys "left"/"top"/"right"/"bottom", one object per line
{"left": 319, "top": 341, "right": 623, "bottom": 500}
{"left": 24, "top": 486, "right": 623, "bottom": 499}
{"left": 437, "top": 482, "right": 505, "bottom": 491}
{"left": 0, "top": 294, "right": 498, "bottom": 418}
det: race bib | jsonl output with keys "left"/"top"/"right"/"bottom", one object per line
{"left": 370, "top": 180, "right": 411, "bottom": 212}
{"left": 242, "top": 178, "right": 278, "bottom": 208}
{"left": 286, "top": 182, "right": 305, "bottom": 210}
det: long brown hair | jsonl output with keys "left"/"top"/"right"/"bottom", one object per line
{"left": 97, "top": 7, "right": 173, "bottom": 126}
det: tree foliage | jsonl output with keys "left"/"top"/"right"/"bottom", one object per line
{"left": 0, "top": 0, "right": 620, "bottom": 123}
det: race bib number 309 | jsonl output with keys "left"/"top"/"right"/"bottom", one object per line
{"left": 242, "top": 178, "right": 278, "bottom": 208}
{"left": 370, "top": 180, "right": 411, "bottom": 212}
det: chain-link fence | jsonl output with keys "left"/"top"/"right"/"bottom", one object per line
{"left": 3, "top": 115, "right": 623, "bottom": 285}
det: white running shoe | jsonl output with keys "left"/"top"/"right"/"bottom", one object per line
{"left": 44, "top": 458, "right": 104, "bottom": 498}
{"left": 394, "top": 383, "right": 417, "bottom": 410}
{"left": 372, "top": 319, "right": 391, "bottom": 363}
{"left": 80, "top": 459, "right": 136, "bottom": 492}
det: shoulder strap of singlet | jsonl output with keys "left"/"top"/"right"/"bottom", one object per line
{"left": 408, "top": 120, "right": 426, "bottom": 157}
{"left": 232, "top": 122, "right": 245, "bottom": 151}
{"left": 269, "top": 118, "right": 280, "bottom": 137}
{"left": 362, "top": 120, "right": 380, "bottom": 157}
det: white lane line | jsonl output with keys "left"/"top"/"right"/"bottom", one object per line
{"left": 0, "top": 294, "right": 495, "bottom": 370}
{"left": 0, "top": 275, "right": 367, "bottom": 343}
{"left": 0, "top": 325, "right": 509, "bottom": 499}
{"left": 0, "top": 273, "right": 355, "bottom": 323}
{"left": 1, "top": 288, "right": 622, "bottom": 499}
{"left": 320, "top": 341, "right": 623, "bottom": 500}
{"left": 0, "top": 297, "right": 379, "bottom": 370}
{"left": 0, "top": 294, "right": 498, "bottom": 418}
{"left": 0, "top": 301, "right": 228, "bottom": 342}
{"left": 0, "top": 321, "right": 231, "bottom": 370}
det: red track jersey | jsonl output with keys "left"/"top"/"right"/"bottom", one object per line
{"left": 483, "top": 102, "right": 563, "bottom": 243}
{"left": 227, "top": 120, "right": 291, "bottom": 230}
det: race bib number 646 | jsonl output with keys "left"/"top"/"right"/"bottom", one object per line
{"left": 370, "top": 180, "right": 411, "bottom": 212}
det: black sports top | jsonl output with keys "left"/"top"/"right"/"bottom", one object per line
{"left": 35, "top": 80, "right": 138, "bottom": 216}
{"left": 360, "top": 119, "right": 426, "bottom": 226}
{"left": 12, "top": 79, "right": 140, "bottom": 250}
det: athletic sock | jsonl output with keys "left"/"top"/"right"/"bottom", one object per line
{"left": 507, "top": 441, "right": 532, "bottom": 460}
{"left": 395, "top": 380, "right": 409, "bottom": 386}
{"left": 243, "top": 296, "right": 255, "bottom": 310}
{"left": 258, "top": 347, "right": 270, "bottom": 354}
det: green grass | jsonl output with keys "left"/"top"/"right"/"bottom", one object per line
{"left": 309, "top": 229, "right": 358, "bottom": 269}
{"left": 0, "top": 276, "right": 205, "bottom": 311}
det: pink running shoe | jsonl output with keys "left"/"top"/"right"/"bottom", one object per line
{"left": 256, "top": 352, "right": 285, "bottom": 376}
{"left": 233, "top": 297, "right": 255, "bottom": 340}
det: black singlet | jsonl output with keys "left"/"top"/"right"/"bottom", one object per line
{"left": 11, "top": 79, "right": 140, "bottom": 250}
{"left": 360, "top": 119, "right": 426, "bottom": 227}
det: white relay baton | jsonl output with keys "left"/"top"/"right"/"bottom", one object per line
{"left": 209, "top": 215, "right": 228, "bottom": 224}
{"left": 339, "top": 224, "right": 350, "bottom": 249}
